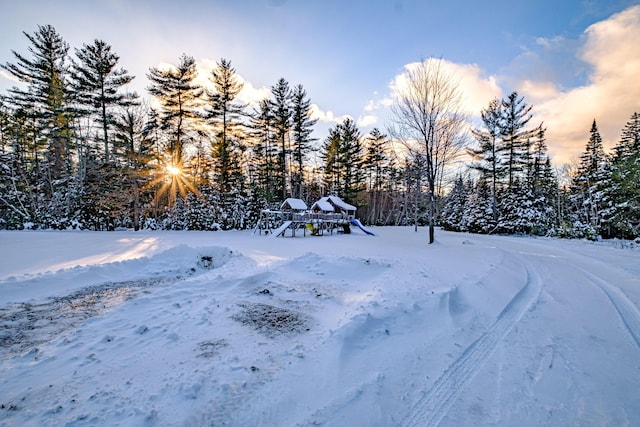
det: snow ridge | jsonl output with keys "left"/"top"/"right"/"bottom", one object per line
{"left": 401, "top": 257, "right": 542, "bottom": 427}
{"left": 581, "top": 269, "right": 640, "bottom": 348}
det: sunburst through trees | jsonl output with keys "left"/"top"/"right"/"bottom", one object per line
{"left": 148, "top": 162, "right": 198, "bottom": 210}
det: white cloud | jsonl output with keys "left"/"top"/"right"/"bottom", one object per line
{"left": 309, "top": 104, "right": 351, "bottom": 124}
{"left": 386, "top": 59, "right": 502, "bottom": 118}
{"left": 357, "top": 114, "right": 378, "bottom": 128}
{"left": 535, "top": 35, "right": 565, "bottom": 49}
{"left": 517, "top": 80, "right": 560, "bottom": 103}
{"left": 518, "top": 5, "right": 640, "bottom": 165}
{"left": 195, "top": 59, "right": 270, "bottom": 109}
{"left": 445, "top": 62, "right": 503, "bottom": 117}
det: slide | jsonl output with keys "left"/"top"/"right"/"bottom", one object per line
{"left": 271, "top": 220, "right": 293, "bottom": 237}
{"left": 350, "top": 218, "right": 375, "bottom": 236}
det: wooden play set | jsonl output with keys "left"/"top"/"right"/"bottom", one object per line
{"left": 254, "top": 196, "right": 374, "bottom": 237}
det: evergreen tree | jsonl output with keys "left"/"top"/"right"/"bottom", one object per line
{"left": 0, "top": 100, "right": 10, "bottom": 154}
{"left": 529, "top": 127, "right": 548, "bottom": 193}
{"left": 469, "top": 98, "right": 504, "bottom": 221}
{"left": 249, "top": 98, "right": 279, "bottom": 203}
{"left": 269, "top": 78, "right": 292, "bottom": 200}
{"left": 461, "top": 180, "right": 495, "bottom": 234}
{"left": 440, "top": 175, "right": 468, "bottom": 231}
{"left": 205, "top": 58, "right": 246, "bottom": 194}
{"left": 112, "top": 103, "right": 155, "bottom": 230}
{"left": 147, "top": 54, "right": 203, "bottom": 171}
{"left": 338, "top": 117, "right": 364, "bottom": 203}
{"left": 362, "top": 128, "right": 393, "bottom": 225}
{"left": 1, "top": 25, "right": 74, "bottom": 181}
{"left": 321, "top": 125, "right": 342, "bottom": 195}
{"left": 71, "top": 39, "right": 137, "bottom": 163}
{"left": 570, "top": 119, "right": 610, "bottom": 235}
{"left": 499, "top": 92, "right": 537, "bottom": 190}
{"left": 290, "top": 84, "right": 317, "bottom": 199}
{"left": 615, "top": 112, "right": 640, "bottom": 160}
{"left": 321, "top": 118, "right": 364, "bottom": 203}
{"left": 605, "top": 112, "right": 640, "bottom": 238}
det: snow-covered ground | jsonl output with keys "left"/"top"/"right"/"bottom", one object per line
{"left": 1, "top": 227, "right": 639, "bottom": 426}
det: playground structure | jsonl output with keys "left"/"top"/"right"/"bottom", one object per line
{"left": 255, "top": 196, "right": 374, "bottom": 237}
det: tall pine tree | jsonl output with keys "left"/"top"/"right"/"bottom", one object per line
{"left": 606, "top": 112, "right": 640, "bottom": 238}
{"left": 2, "top": 25, "right": 74, "bottom": 181}
{"left": 290, "top": 84, "right": 317, "bottom": 200}
{"left": 570, "top": 119, "right": 609, "bottom": 235}
{"left": 269, "top": 78, "right": 292, "bottom": 200}
{"left": 469, "top": 98, "right": 504, "bottom": 221}
{"left": 205, "top": 58, "right": 246, "bottom": 194}
{"left": 500, "top": 92, "right": 537, "bottom": 191}
{"left": 147, "top": 54, "right": 203, "bottom": 171}
{"left": 71, "top": 39, "right": 137, "bottom": 163}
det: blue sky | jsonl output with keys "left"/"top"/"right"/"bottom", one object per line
{"left": 2, "top": 0, "right": 639, "bottom": 165}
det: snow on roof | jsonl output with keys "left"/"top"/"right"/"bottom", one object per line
{"left": 311, "top": 200, "right": 334, "bottom": 212}
{"left": 325, "top": 195, "right": 356, "bottom": 211}
{"left": 280, "top": 198, "right": 308, "bottom": 211}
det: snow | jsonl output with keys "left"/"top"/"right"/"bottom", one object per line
{"left": 1, "top": 227, "right": 639, "bottom": 426}
{"left": 321, "top": 195, "right": 357, "bottom": 212}
{"left": 311, "top": 199, "right": 334, "bottom": 212}
{"left": 280, "top": 198, "right": 308, "bottom": 211}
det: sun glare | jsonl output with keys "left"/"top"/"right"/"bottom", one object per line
{"left": 147, "top": 162, "right": 198, "bottom": 209}
{"left": 166, "top": 165, "right": 181, "bottom": 176}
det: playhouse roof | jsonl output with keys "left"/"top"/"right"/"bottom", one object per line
{"left": 311, "top": 199, "right": 334, "bottom": 212}
{"left": 324, "top": 196, "right": 356, "bottom": 212}
{"left": 280, "top": 198, "right": 308, "bottom": 211}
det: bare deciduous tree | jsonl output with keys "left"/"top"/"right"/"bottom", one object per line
{"left": 389, "top": 58, "right": 468, "bottom": 244}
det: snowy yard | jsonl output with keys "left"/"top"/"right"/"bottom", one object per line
{"left": 1, "top": 227, "right": 639, "bottom": 426}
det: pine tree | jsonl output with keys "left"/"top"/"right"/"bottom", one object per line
{"left": 440, "top": 175, "right": 468, "bottom": 231}
{"left": 500, "top": 92, "right": 537, "bottom": 191}
{"left": 321, "top": 118, "right": 364, "bottom": 203}
{"left": 1, "top": 25, "right": 74, "bottom": 181}
{"left": 205, "top": 58, "right": 246, "bottom": 194}
{"left": 71, "top": 39, "right": 137, "bottom": 163}
{"left": 249, "top": 98, "right": 279, "bottom": 203}
{"left": 321, "top": 125, "right": 342, "bottom": 195}
{"left": 147, "top": 54, "right": 203, "bottom": 171}
{"left": 462, "top": 180, "right": 495, "bottom": 234}
{"left": 0, "top": 100, "right": 10, "bottom": 154}
{"left": 112, "top": 103, "right": 154, "bottom": 230}
{"left": 269, "top": 78, "right": 292, "bottom": 200}
{"left": 614, "top": 112, "right": 640, "bottom": 160}
{"left": 363, "top": 128, "right": 393, "bottom": 225}
{"left": 469, "top": 98, "right": 504, "bottom": 221}
{"left": 530, "top": 127, "right": 548, "bottom": 193}
{"left": 338, "top": 117, "right": 364, "bottom": 203}
{"left": 570, "top": 119, "right": 610, "bottom": 236}
{"left": 606, "top": 112, "right": 640, "bottom": 238}
{"left": 290, "top": 84, "right": 317, "bottom": 199}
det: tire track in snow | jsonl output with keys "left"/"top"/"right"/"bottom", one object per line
{"left": 579, "top": 269, "right": 640, "bottom": 349}
{"left": 401, "top": 256, "right": 542, "bottom": 427}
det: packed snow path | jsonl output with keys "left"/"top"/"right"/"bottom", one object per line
{"left": 401, "top": 254, "right": 543, "bottom": 427}
{"left": 0, "top": 228, "right": 639, "bottom": 426}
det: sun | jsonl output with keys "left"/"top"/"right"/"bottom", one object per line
{"left": 145, "top": 162, "right": 199, "bottom": 209}
{"left": 166, "top": 165, "right": 181, "bottom": 176}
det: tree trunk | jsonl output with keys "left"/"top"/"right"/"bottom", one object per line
{"left": 428, "top": 185, "right": 435, "bottom": 244}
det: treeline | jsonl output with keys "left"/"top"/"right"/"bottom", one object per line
{"left": 440, "top": 93, "right": 640, "bottom": 240}
{"left": 0, "top": 25, "right": 420, "bottom": 231}
{"left": 1, "top": 25, "right": 638, "bottom": 239}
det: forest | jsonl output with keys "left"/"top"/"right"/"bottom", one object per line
{"left": 1, "top": 25, "right": 638, "bottom": 240}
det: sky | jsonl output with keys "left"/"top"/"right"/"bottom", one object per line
{"left": 1, "top": 0, "right": 639, "bottom": 166}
